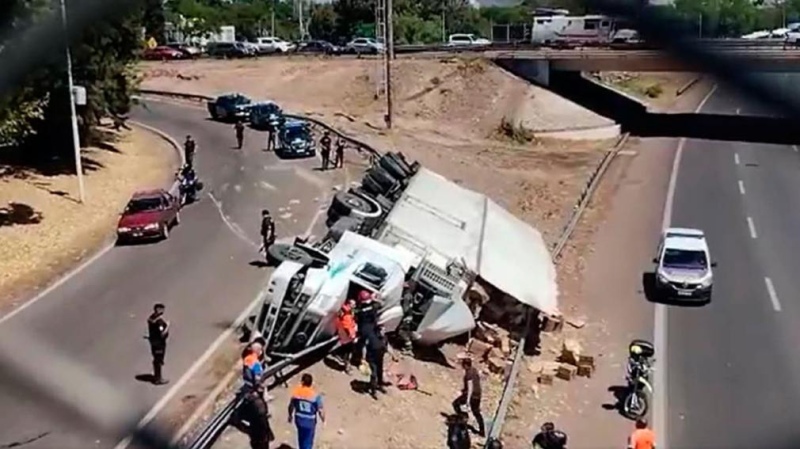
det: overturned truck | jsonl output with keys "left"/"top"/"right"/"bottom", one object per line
{"left": 253, "top": 151, "right": 559, "bottom": 362}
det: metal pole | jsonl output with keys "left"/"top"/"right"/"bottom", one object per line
{"left": 60, "top": 0, "right": 85, "bottom": 204}
{"left": 385, "top": 0, "right": 393, "bottom": 129}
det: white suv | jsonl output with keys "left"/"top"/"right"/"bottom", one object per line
{"left": 652, "top": 227, "right": 716, "bottom": 303}
{"left": 255, "top": 37, "right": 295, "bottom": 54}
{"left": 447, "top": 33, "right": 491, "bottom": 47}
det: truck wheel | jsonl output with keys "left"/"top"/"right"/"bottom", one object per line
{"left": 361, "top": 172, "right": 386, "bottom": 197}
{"left": 266, "top": 243, "right": 314, "bottom": 266}
{"left": 329, "top": 191, "right": 381, "bottom": 219}
{"left": 368, "top": 166, "right": 399, "bottom": 191}
{"left": 379, "top": 154, "right": 410, "bottom": 181}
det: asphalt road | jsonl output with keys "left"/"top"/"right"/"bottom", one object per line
{"left": 666, "top": 76, "right": 800, "bottom": 449}
{"left": 0, "top": 99, "right": 336, "bottom": 449}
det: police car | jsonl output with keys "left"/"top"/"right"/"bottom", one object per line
{"left": 652, "top": 227, "right": 716, "bottom": 303}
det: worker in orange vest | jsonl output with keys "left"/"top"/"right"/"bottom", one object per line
{"left": 335, "top": 299, "right": 357, "bottom": 374}
{"left": 627, "top": 418, "right": 656, "bottom": 449}
{"left": 242, "top": 342, "right": 264, "bottom": 392}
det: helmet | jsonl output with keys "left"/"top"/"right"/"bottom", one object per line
{"left": 630, "top": 345, "right": 642, "bottom": 355}
{"left": 262, "top": 209, "right": 270, "bottom": 216}
{"left": 358, "top": 290, "right": 372, "bottom": 302}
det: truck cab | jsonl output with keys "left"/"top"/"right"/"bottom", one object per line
{"left": 252, "top": 231, "right": 476, "bottom": 357}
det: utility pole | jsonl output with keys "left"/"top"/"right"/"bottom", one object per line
{"left": 384, "top": 0, "right": 394, "bottom": 129}
{"left": 271, "top": 0, "right": 276, "bottom": 37}
{"left": 60, "top": 0, "right": 85, "bottom": 204}
{"left": 374, "top": 0, "right": 386, "bottom": 100}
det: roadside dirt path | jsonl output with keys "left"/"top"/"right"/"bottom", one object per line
{"left": 0, "top": 125, "right": 177, "bottom": 314}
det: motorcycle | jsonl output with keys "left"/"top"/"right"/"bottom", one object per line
{"left": 176, "top": 166, "right": 203, "bottom": 205}
{"left": 622, "top": 339, "right": 655, "bottom": 420}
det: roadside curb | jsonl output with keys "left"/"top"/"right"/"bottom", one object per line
{"left": 676, "top": 76, "right": 703, "bottom": 97}
{"left": 129, "top": 119, "right": 186, "bottom": 198}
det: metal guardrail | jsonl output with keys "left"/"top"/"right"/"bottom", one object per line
{"left": 483, "top": 133, "right": 628, "bottom": 447}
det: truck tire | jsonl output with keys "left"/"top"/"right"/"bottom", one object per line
{"left": 329, "top": 191, "right": 381, "bottom": 218}
{"left": 368, "top": 166, "right": 399, "bottom": 191}
{"left": 361, "top": 172, "right": 386, "bottom": 197}
{"left": 379, "top": 154, "right": 410, "bottom": 181}
{"left": 387, "top": 152, "right": 414, "bottom": 176}
{"left": 266, "top": 244, "right": 314, "bottom": 266}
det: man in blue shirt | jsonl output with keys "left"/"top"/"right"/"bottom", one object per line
{"left": 288, "top": 373, "right": 325, "bottom": 449}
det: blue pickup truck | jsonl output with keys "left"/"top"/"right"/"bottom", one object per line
{"left": 207, "top": 93, "right": 253, "bottom": 122}
{"left": 249, "top": 101, "right": 283, "bottom": 129}
{"left": 276, "top": 120, "right": 315, "bottom": 159}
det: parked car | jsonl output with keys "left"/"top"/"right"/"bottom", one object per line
{"left": 609, "top": 29, "right": 646, "bottom": 49}
{"left": 447, "top": 33, "right": 491, "bottom": 47}
{"left": 116, "top": 189, "right": 180, "bottom": 243}
{"left": 206, "top": 41, "right": 252, "bottom": 58}
{"left": 249, "top": 101, "right": 283, "bottom": 129}
{"left": 165, "top": 42, "right": 202, "bottom": 58}
{"left": 276, "top": 120, "right": 315, "bottom": 158}
{"left": 207, "top": 93, "right": 253, "bottom": 121}
{"left": 142, "top": 46, "right": 185, "bottom": 61}
{"left": 295, "top": 40, "right": 341, "bottom": 55}
{"left": 240, "top": 41, "right": 260, "bottom": 55}
{"left": 344, "top": 37, "right": 384, "bottom": 54}
{"left": 255, "top": 36, "right": 296, "bottom": 54}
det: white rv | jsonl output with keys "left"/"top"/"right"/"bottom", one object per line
{"left": 532, "top": 14, "right": 614, "bottom": 46}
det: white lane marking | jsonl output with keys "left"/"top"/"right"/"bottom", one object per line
{"left": 734, "top": 153, "right": 740, "bottom": 165}
{"left": 764, "top": 277, "right": 782, "bottom": 312}
{"left": 738, "top": 180, "right": 746, "bottom": 195}
{"left": 654, "top": 83, "right": 717, "bottom": 449}
{"left": 793, "top": 145, "right": 799, "bottom": 153}
{"left": 113, "top": 294, "right": 265, "bottom": 449}
{"left": 259, "top": 181, "right": 277, "bottom": 191}
{"left": 170, "top": 362, "right": 239, "bottom": 445}
{"left": 207, "top": 192, "right": 259, "bottom": 249}
{"left": 0, "top": 243, "right": 113, "bottom": 324}
{"left": 747, "top": 216, "right": 758, "bottom": 239}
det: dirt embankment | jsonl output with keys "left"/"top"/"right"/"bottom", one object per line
{"left": 0, "top": 126, "right": 178, "bottom": 311}
{"left": 593, "top": 71, "right": 701, "bottom": 110}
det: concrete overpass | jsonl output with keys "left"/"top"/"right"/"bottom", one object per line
{"left": 405, "top": 49, "right": 800, "bottom": 84}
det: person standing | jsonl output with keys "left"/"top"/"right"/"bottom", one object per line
{"left": 352, "top": 290, "right": 378, "bottom": 367}
{"left": 333, "top": 139, "right": 345, "bottom": 169}
{"left": 183, "top": 135, "right": 196, "bottom": 167}
{"left": 319, "top": 131, "right": 332, "bottom": 170}
{"left": 288, "top": 373, "right": 325, "bottom": 449}
{"left": 627, "top": 418, "right": 655, "bottom": 449}
{"left": 335, "top": 299, "right": 357, "bottom": 374}
{"left": 447, "top": 412, "right": 472, "bottom": 449}
{"left": 242, "top": 342, "right": 265, "bottom": 391}
{"left": 243, "top": 385, "right": 273, "bottom": 449}
{"left": 259, "top": 209, "right": 275, "bottom": 255}
{"left": 146, "top": 303, "right": 170, "bottom": 385}
{"left": 265, "top": 120, "right": 275, "bottom": 152}
{"left": 452, "top": 357, "right": 485, "bottom": 436}
{"left": 365, "top": 325, "right": 387, "bottom": 399}
{"left": 235, "top": 120, "right": 245, "bottom": 149}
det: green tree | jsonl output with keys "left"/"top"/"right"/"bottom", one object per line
{"left": 143, "top": 0, "right": 167, "bottom": 42}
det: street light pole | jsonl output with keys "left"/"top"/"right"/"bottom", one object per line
{"left": 60, "top": 0, "right": 85, "bottom": 204}
{"left": 384, "top": 0, "right": 394, "bottom": 129}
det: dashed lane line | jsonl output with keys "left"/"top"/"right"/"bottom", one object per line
{"left": 764, "top": 277, "right": 782, "bottom": 312}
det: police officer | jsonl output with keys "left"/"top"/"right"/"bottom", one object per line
{"left": 265, "top": 120, "right": 275, "bottom": 152}
{"left": 532, "top": 422, "right": 568, "bottom": 449}
{"left": 365, "top": 325, "right": 387, "bottom": 399}
{"left": 334, "top": 138, "right": 345, "bottom": 169}
{"left": 146, "top": 303, "right": 170, "bottom": 385}
{"left": 320, "top": 131, "right": 332, "bottom": 170}
{"left": 235, "top": 120, "right": 245, "bottom": 149}
{"left": 352, "top": 290, "right": 379, "bottom": 367}
{"left": 242, "top": 385, "right": 273, "bottom": 449}
{"left": 259, "top": 209, "right": 275, "bottom": 255}
{"left": 447, "top": 412, "right": 472, "bottom": 449}
{"left": 184, "top": 135, "right": 196, "bottom": 167}
{"left": 288, "top": 373, "right": 325, "bottom": 449}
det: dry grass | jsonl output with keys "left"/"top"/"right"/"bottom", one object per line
{"left": 0, "top": 126, "right": 177, "bottom": 312}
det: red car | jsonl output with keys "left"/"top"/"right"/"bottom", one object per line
{"left": 116, "top": 189, "right": 180, "bottom": 243}
{"left": 143, "top": 46, "right": 185, "bottom": 61}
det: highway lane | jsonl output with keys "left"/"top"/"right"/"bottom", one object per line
{"left": 666, "top": 79, "right": 800, "bottom": 449}
{"left": 0, "top": 100, "right": 334, "bottom": 449}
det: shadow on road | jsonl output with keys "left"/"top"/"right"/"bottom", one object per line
{"left": 0, "top": 202, "right": 42, "bottom": 227}
{"left": 602, "top": 385, "right": 628, "bottom": 416}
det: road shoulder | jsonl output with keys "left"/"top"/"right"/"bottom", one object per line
{"left": 0, "top": 124, "right": 179, "bottom": 316}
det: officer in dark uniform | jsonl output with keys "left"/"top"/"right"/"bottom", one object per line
{"left": 147, "top": 303, "right": 170, "bottom": 385}
{"left": 352, "top": 290, "right": 378, "bottom": 367}
{"left": 447, "top": 412, "right": 472, "bottom": 449}
{"left": 183, "top": 135, "right": 196, "bottom": 167}
{"left": 259, "top": 209, "right": 276, "bottom": 255}
{"left": 235, "top": 120, "right": 245, "bottom": 149}
{"left": 241, "top": 385, "right": 273, "bottom": 449}
{"left": 265, "top": 120, "right": 275, "bottom": 152}
{"left": 365, "top": 325, "right": 387, "bottom": 399}
{"left": 319, "top": 131, "right": 332, "bottom": 170}
{"left": 532, "top": 422, "right": 568, "bottom": 449}
{"left": 334, "top": 139, "right": 345, "bottom": 169}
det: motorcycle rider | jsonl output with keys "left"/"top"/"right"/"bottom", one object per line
{"left": 177, "top": 164, "right": 199, "bottom": 203}
{"left": 532, "top": 422, "right": 567, "bottom": 449}
{"left": 235, "top": 120, "right": 245, "bottom": 149}
{"left": 259, "top": 209, "right": 276, "bottom": 254}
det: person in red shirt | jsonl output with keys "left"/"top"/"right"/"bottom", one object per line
{"left": 628, "top": 418, "right": 656, "bottom": 449}
{"left": 335, "top": 299, "right": 357, "bottom": 374}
